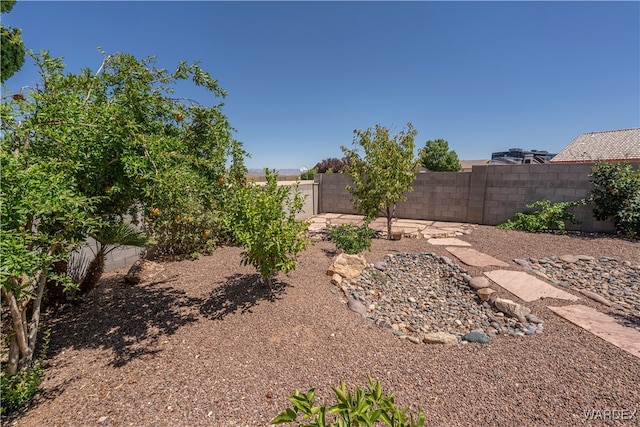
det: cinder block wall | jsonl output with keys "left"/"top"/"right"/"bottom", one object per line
{"left": 315, "top": 162, "right": 640, "bottom": 233}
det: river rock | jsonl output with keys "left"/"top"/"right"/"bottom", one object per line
{"left": 374, "top": 261, "right": 387, "bottom": 271}
{"left": 331, "top": 273, "right": 343, "bottom": 286}
{"left": 494, "top": 298, "right": 531, "bottom": 323}
{"left": 462, "top": 331, "right": 490, "bottom": 344}
{"left": 559, "top": 254, "right": 579, "bottom": 263}
{"left": 423, "top": 332, "right": 458, "bottom": 345}
{"left": 579, "top": 289, "right": 612, "bottom": 307}
{"left": 477, "top": 288, "right": 496, "bottom": 301}
{"left": 469, "top": 277, "right": 491, "bottom": 290}
{"left": 327, "top": 254, "right": 367, "bottom": 280}
{"left": 347, "top": 298, "right": 367, "bottom": 317}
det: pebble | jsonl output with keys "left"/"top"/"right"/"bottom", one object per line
{"left": 374, "top": 261, "right": 387, "bottom": 271}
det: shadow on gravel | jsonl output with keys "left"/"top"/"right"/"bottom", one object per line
{"left": 46, "top": 276, "right": 200, "bottom": 368}
{"left": 199, "top": 273, "right": 290, "bottom": 321}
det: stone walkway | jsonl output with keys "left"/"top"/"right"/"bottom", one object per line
{"left": 312, "top": 213, "right": 640, "bottom": 359}
{"left": 308, "top": 214, "right": 476, "bottom": 239}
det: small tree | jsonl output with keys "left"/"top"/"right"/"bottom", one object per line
{"left": 0, "top": 150, "right": 99, "bottom": 376}
{"left": 341, "top": 123, "right": 420, "bottom": 239}
{"left": 419, "top": 139, "right": 461, "bottom": 172}
{"left": 226, "top": 169, "right": 309, "bottom": 287}
{"left": 590, "top": 162, "right": 640, "bottom": 237}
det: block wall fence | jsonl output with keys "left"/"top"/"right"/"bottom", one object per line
{"left": 313, "top": 162, "right": 640, "bottom": 233}
{"left": 103, "top": 162, "right": 637, "bottom": 271}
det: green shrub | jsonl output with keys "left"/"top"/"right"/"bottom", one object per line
{"left": 497, "top": 200, "right": 583, "bottom": 233}
{"left": 226, "top": 169, "right": 309, "bottom": 287}
{"left": 271, "top": 377, "right": 425, "bottom": 427}
{"left": 327, "top": 223, "right": 375, "bottom": 254}
{"left": 300, "top": 168, "right": 317, "bottom": 180}
{"left": 590, "top": 162, "right": 640, "bottom": 237}
{"left": 1, "top": 330, "right": 50, "bottom": 416}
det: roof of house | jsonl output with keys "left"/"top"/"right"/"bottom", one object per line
{"left": 550, "top": 128, "right": 640, "bottom": 163}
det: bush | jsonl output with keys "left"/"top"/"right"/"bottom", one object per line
{"left": 1, "top": 330, "right": 50, "bottom": 416}
{"left": 497, "top": 200, "right": 583, "bottom": 233}
{"left": 313, "top": 157, "right": 350, "bottom": 174}
{"left": 226, "top": 169, "right": 309, "bottom": 287}
{"left": 271, "top": 377, "right": 425, "bottom": 427}
{"left": 300, "top": 168, "right": 317, "bottom": 180}
{"left": 590, "top": 162, "right": 640, "bottom": 237}
{"left": 327, "top": 224, "right": 375, "bottom": 254}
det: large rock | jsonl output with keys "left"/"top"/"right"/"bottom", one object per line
{"left": 423, "top": 332, "right": 458, "bottom": 345}
{"left": 327, "top": 253, "right": 367, "bottom": 280}
{"left": 124, "top": 259, "right": 164, "bottom": 284}
{"left": 494, "top": 298, "right": 531, "bottom": 323}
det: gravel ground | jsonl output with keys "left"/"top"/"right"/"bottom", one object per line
{"left": 5, "top": 226, "right": 640, "bottom": 427}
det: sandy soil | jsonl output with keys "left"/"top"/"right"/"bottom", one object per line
{"left": 5, "top": 226, "right": 640, "bottom": 427}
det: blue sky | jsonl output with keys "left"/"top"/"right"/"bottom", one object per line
{"left": 3, "top": 1, "right": 639, "bottom": 170}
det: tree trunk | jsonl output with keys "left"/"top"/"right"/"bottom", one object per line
{"left": 79, "top": 252, "right": 105, "bottom": 295}
{"left": 264, "top": 274, "right": 273, "bottom": 288}
{"left": 386, "top": 206, "right": 393, "bottom": 240}
{"left": 3, "top": 287, "right": 32, "bottom": 375}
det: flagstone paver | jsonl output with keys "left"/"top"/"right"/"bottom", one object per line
{"left": 308, "top": 214, "right": 476, "bottom": 238}
{"left": 485, "top": 270, "right": 580, "bottom": 302}
{"left": 548, "top": 305, "right": 640, "bottom": 359}
{"left": 445, "top": 247, "right": 509, "bottom": 267}
{"left": 427, "top": 238, "right": 471, "bottom": 246}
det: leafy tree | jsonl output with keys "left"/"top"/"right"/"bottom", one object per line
{"left": 590, "top": 162, "right": 640, "bottom": 237}
{"left": 1, "top": 49, "right": 245, "bottom": 379}
{"left": 419, "top": 139, "right": 461, "bottom": 172}
{"left": 313, "top": 157, "right": 350, "bottom": 173}
{"left": 0, "top": 148, "right": 100, "bottom": 376}
{"left": 226, "top": 169, "right": 309, "bottom": 287}
{"left": 341, "top": 123, "right": 420, "bottom": 239}
{"left": 1, "top": 0, "right": 25, "bottom": 82}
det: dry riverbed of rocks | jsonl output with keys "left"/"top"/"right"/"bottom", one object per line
{"left": 328, "top": 252, "right": 545, "bottom": 345}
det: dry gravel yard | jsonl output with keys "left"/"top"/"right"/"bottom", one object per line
{"left": 5, "top": 226, "right": 640, "bottom": 427}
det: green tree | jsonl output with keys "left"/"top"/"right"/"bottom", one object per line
{"left": 1, "top": 49, "right": 245, "bottom": 378}
{"left": 341, "top": 123, "right": 420, "bottom": 239}
{"left": 1, "top": 0, "right": 25, "bottom": 82}
{"left": 226, "top": 169, "right": 309, "bottom": 287}
{"left": 590, "top": 162, "right": 640, "bottom": 237}
{"left": 419, "top": 139, "right": 461, "bottom": 172}
{"left": 0, "top": 149, "right": 100, "bottom": 376}
{"left": 313, "top": 157, "right": 349, "bottom": 173}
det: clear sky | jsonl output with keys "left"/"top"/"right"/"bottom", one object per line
{"left": 3, "top": 1, "right": 639, "bottom": 170}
